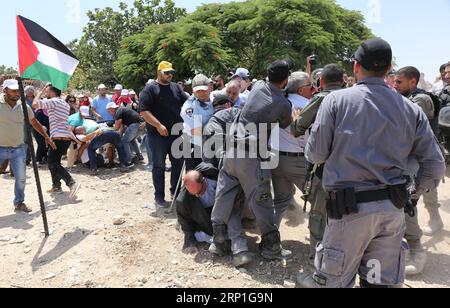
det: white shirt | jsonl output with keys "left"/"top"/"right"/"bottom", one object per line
{"left": 270, "top": 94, "right": 309, "bottom": 153}
{"left": 238, "top": 90, "right": 250, "bottom": 108}
{"left": 431, "top": 80, "right": 445, "bottom": 95}
{"left": 76, "top": 135, "right": 90, "bottom": 164}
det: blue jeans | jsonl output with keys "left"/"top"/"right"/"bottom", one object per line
{"left": 88, "top": 131, "right": 127, "bottom": 170}
{"left": 122, "top": 123, "right": 142, "bottom": 164}
{"left": 142, "top": 134, "right": 153, "bottom": 167}
{"left": 0, "top": 146, "right": 26, "bottom": 206}
{"left": 148, "top": 134, "right": 183, "bottom": 201}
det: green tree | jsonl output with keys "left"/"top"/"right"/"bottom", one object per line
{"left": 69, "top": 0, "right": 186, "bottom": 90}
{"left": 115, "top": 0, "right": 373, "bottom": 90}
{"left": 0, "top": 65, "right": 18, "bottom": 75}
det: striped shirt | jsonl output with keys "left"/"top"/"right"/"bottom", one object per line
{"left": 39, "top": 98, "right": 73, "bottom": 139}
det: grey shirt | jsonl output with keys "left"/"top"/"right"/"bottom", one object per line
{"left": 306, "top": 77, "right": 445, "bottom": 194}
{"left": 232, "top": 80, "right": 292, "bottom": 149}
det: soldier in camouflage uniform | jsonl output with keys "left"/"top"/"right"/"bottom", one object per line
{"left": 290, "top": 64, "right": 345, "bottom": 262}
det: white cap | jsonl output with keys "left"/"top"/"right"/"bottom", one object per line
{"left": 80, "top": 106, "right": 90, "bottom": 117}
{"left": 2, "top": 79, "right": 19, "bottom": 90}
{"left": 129, "top": 90, "right": 136, "bottom": 95}
{"left": 98, "top": 84, "right": 107, "bottom": 90}
{"left": 192, "top": 74, "right": 211, "bottom": 92}
{"left": 106, "top": 102, "right": 118, "bottom": 110}
{"left": 121, "top": 89, "right": 129, "bottom": 96}
{"left": 232, "top": 68, "right": 250, "bottom": 80}
{"left": 114, "top": 84, "right": 123, "bottom": 91}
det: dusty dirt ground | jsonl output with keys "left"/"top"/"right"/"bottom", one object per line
{"left": 1, "top": 158, "right": 449, "bottom": 288}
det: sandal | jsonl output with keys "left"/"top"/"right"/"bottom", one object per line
{"left": 15, "top": 204, "right": 32, "bottom": 213}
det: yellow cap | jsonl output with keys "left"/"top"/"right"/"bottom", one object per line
{"left": 158, "top": 61, "right": 175, "bottom": 73}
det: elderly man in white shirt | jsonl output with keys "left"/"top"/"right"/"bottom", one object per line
{"left": 270, "top": 71, "right": 314, "bottom": 227}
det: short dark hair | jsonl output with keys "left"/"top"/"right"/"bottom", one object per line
{"left": 440, "top": 63, "right": 448, "bottom": 72}
{"left": 321, "top": 64, "right": 344, "bottom": 85}
{"left": 48, "top": 86, "right": 62, "bottom": 97}
{"left": 397, "top": 66, "right": 421, "bottom": 85}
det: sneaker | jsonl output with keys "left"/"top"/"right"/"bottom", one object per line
{"left": 90, "top": 169, "right": 99, "bottom": 176}
{"left": 155, "top": 199, "right": 168, "bottom": 208}
{"left": 47, "top": 187, "right": 63, "bottom": 194}
{"left": 14, "top": 203, "right": 32, "bottom": 213}
{"left": 120, "top": 163, "right": 135, "bottom": 173}
{"left": 69, "top": 183, "right": 81, "bottom": 200}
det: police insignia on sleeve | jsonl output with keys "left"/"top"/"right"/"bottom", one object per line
{"left": 186, "top": 108, "right": 194, "bottom": 117}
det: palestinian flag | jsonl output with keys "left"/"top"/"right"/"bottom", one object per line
{"left": 17, "top": 15, "right": 79, "bottom": 90}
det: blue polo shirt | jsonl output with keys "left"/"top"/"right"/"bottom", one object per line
{"left": 92, "top": 95, "right": 113, "bottom": 122}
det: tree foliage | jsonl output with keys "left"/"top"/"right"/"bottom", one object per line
{"left": 0, "top": 65, "right": 18, "bottom": 75}
{"left": 69, "top": 0, "right": 186, "bottom": 90}
{"left": 115, "top": 0, "right": 373, "bottom": 90}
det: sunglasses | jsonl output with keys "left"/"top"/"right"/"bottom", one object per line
{"left": 68, "top": 100, "right": 76, "bottom": 103}
{"left": 163, "top": 71, "right": 175, "bottom": 75}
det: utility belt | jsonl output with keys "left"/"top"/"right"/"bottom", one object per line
{"left": 279, "top": 151, "right": 304, "bottom": 157}
{"left": 326, "top": 184, "right": 416, "bottom": 220}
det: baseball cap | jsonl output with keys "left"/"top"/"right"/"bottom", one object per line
{"left": 232, "top": 68, "right": 250, "bottom": 80}
{"left": 106, "top": 102, "right": 119, "bottom": 109}
{"left": 2, "top": 79, "right": 19, "bottom": 90}
{"left": 121, "top": 89, "right": 129, "bottom": 96}
{"left": 80, "top": 106, "right": 90, "bottom": 117}
{"left": 158, "top": 61, "right": 175, "bottom": 73}
{"left": 353, "top": 38, "right": 392, "bottom": 72}
{"left": 267, "top": 60, "right": 291, "bottom": 82}
{"left": 129, "top": 90, "right": 136, "bottom": 95}
{"left": 192, "top": 74, "right": 211, "bottom": 92}
{"left": 98, "top": 84, "right": 107, "bottom": 90}
{"left": 213, "top": 94, "right": 232, "bottom": 108}
{"left": 114, "top": 84, "right": 123, "bottom": 91}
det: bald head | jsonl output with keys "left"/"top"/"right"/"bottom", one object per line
{"left": 184, "top": 171, "right": 206, "bottom": 197}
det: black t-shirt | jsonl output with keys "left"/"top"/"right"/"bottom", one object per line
{"left": 115, "top": 107, "right": 141, "bottom": 126}
{"left": 139, "top": 82, "right": 189, "bottom": 136}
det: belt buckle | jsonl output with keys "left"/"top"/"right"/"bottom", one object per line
{"left": 330, "top": 191, "right": 337, "bottom": 201}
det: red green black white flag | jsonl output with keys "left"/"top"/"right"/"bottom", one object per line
{"left": 17, "top": 15, "right": 79, "bottom": 90}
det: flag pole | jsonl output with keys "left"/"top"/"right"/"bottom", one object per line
{"left": 16, "top": 77, "right": 50, "bottom": 237}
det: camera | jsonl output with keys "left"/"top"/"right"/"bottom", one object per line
{"left": 308, "top": 55, "right": 318, "bottom": 66}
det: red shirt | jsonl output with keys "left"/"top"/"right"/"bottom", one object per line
{"left": 79, "top": 99, "right": 91, "bottom": 107}
{"left": 117, "top": 96, "right": 132, "bottom": 108}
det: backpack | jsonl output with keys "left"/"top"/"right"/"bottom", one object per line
{"left": 411, "top": 88, "right": 442, "bottom": 119}
{"left": 411, "top": 88, "right": 442, "bottom": 136}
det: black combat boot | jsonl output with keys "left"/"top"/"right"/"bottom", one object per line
{"left": 259, "top": 230, "right": 292, "bottom": 260}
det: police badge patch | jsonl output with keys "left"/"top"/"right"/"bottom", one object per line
{"left": 186, "top": 108, "right": 194, "bottom": 117}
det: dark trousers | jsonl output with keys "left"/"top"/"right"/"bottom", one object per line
{"left": 185, "top": 144, "right": 203, "bottom": 172}
{"left": 148, "top": 134, "right": 183, "bottom": 201}
{"left": 32, "top": 129, "right": 48, "bottom": 162}
{"left": 48, "top": 140, "right": 75, "bottom": 189}
{"left": 33, "top": 111, "right": 50, "bottom": 162}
